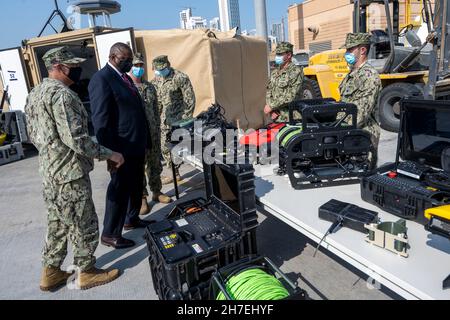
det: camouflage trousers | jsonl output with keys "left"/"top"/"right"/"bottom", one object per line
{"left": 161, "top": 127, "right": 181, "bottom": 171}
{"left": 42, "top": 175, "right": 99, "bottom": 272}
{"left": 273, "top": 108, "right": 296, "bottom": 123}
{"left": 364, "top": 121, "right": 381, "bottom": 169}
{"left": 143, "top": 139, "right": 163, "bottom": 196}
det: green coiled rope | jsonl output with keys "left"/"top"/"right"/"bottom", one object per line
{"left": 216, "top": 268, "right": 290, "bottom": 300}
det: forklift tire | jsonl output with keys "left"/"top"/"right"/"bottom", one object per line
{"left": 302, "top": 78, "right": 322, "bottom": 100}
{"left": 378, "top": 82, "right": 423, "bottom": 132}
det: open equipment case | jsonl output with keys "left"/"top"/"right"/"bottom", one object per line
{"left": 210, "top": 255, "right": 308, "bottom": 300}
{"left": 144, "top": 158, "right": 259, "bottom": 300}
{"left": 361, "top": 99, "right": 450, "bottom": 225}
{"left": 277, "top": 99, "right": 373, "bottom": 189}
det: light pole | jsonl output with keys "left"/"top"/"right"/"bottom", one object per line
{"left": 254, "top": 0, "right": 269, "bottom": 49}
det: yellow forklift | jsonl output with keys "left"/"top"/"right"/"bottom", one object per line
{"left": 303, "top": 0, "right": 435, "bottom": 131}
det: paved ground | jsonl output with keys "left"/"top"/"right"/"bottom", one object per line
{"left": 0, "top": 130, "right": 399, "bottom": 300}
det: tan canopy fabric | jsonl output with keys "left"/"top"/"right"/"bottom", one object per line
{"left": 135, "top": 28, "right": 268, "bottom": 130}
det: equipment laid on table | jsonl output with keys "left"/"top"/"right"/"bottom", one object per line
{"left": 396, "top": 160, "right": 432, "bottom": 181}
{"left": 361, "top": 99, "right": 450, "bottom": 225}
{"left": 170, "top": 118, "right": 196, "bottom": 136}
{"left": 362, "top": 173, "right": 449, "bottom": 225}
{"left": 425, "top": 205, "right": 450, "bottom": 239}
{"left": 319, "top": 200, "right": 379, "bottom": 233}
{"left": 317, "top": 201, "right": 409, "bottom": 258}
{"left": 315, "top": 200, "right": 379, "bottom": 256}
{"left": 365, "top": 219, "right": 409, "bottom": 258}
{"left": 239, "top": 122, "right": 286, "bottom": 165}
{"left": 193, "top": 104, "right": 237, "bottom": 152}
{"left": 422, "top": 149, "right": 450, "bottom": 195}
{"left": 210, "top": 256, "right": 307, "bottom": 300}
{"left": 424, "top": 206, "right": 450, "bottom": 290}
{"left": 170, "top": 104, "right": 239, "bottom": 163}
{"left": 144, "top": 159, "right": 258, "bottom": 300}
{"left": 277, "top": 99, "right": 372, "bottom": 190}
{"left": 170, "top": 118, "right": 196, "bottom": 159}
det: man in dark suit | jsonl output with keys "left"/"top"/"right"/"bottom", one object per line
{"left": 89, "top": 42, "right": 150, "bottom": 249}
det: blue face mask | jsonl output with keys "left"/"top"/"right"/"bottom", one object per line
{"left": 132, "top": 66, "right": 145, "bottom": 78}
{"left": 274, "top": 55, "right": 285, "bottom": 66}
{"left": 155, "top": 68, "right": 170, "bottom": 78}
{"left": 344, "top": 52, "right": 357, "bottom": 66}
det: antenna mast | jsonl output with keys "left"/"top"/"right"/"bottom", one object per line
{"left": 38, "top": 0, "right": 71, "bottom": 37}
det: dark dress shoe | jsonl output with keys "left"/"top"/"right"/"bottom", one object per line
{"left": 123, "top": 219, "right": 153, "bottom": 231}
{"left": 101, "top": 236, "right": 135, "bottom": 249}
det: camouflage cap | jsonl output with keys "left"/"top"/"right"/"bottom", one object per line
{"left": 42, "top": 46, "right": 86, "bottom": 68}
{"left": 152, "top": 55, "right": 170, "bottom": 71}
{"left": 133, "top": 52, "right": 145, "bottom": 65}
{"left": 342, "top": 33, "right": 372, "bottom": 49}
{"left": 276, "top": 42, "right": 294, "bottom": 54}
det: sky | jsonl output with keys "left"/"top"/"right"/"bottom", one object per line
{"left": 0, "top": 0, "right": 302, "bottom": 49}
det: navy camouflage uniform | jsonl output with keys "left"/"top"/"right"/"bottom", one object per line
{"left": 266, "top": 42, "right": 304, "bottom": 122}
{"left": 25, "top": 47, "right": 112, "bottom": 271}
{"left": 131, "top": 53, "right": 164, "bottom": 196}
{"left": 151, "top": 55, "right": 196, "bottom": 169}
{"left": 140, "top": 80, "right": 163, "bottom": 195}
{"left": 339, "top": 33, "right": 382, "bottom": 167}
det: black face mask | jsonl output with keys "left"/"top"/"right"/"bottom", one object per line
{"left": 67, "top": 67, "right": 83, "bottom": 83}
{"left": 117, "top": 58, "right": 133, "bottom": 73}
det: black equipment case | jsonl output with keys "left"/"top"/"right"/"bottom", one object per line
{"left": 319, "top": 199, "right": 379, "bottom": 233}
{"left": 361, "top": 99, "right": 450, "bottom": 224}
{"left": 278, "top": 99, "right": 372, "bottom": 189}
{"left": 210, "top": 255, "right": 308, "bottom": 300}
{"left": 144, "top": 160, "right": 259, "bottom": 300}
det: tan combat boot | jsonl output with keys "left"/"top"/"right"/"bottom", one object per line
{"left": 152, "top": 192, "right": 172, "bottom": 204}
{"left": 77, "top": 267, "right": 120, "bottom": 290}
{"left": 139, "top": 196, "right": 151, "bottom": 216}
{"left": 161, "top": 174, "right": 182, "bottom": 185}
{"left": 40, "top": 266, "right": 73, "bottom": 292}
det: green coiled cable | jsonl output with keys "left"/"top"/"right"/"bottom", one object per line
{"left": 216, "top": 268, "right": 290, "bottom": 300}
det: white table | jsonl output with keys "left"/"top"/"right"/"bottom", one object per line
{"left": 184, "top": 155, "right": 450, "bottom": 300}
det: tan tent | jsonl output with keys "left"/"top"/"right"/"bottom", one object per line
{"left": 135, "top": 28, "right": 268, "bottom": 130}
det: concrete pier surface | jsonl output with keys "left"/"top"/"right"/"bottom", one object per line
{"left": 0, "top": 131, "right": 398, "bottom": 300}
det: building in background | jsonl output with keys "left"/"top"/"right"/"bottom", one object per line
{"left": 210, "top": 17, "right": 220, "bottom": 30}
{"left": 187, "top": 16, "right": 207, "bottom": 29}
{"left": 288, "top": 0, "right": 429, "bottom": 54}
{"left": 179, "top": 8, "right": 207, "bottom": 30}
{"left": 271, "top": 18, "right": 285, "bottom": 43}
{"left": 268, "top": 35, "right": 277, "bottom": 52}
{"left": 218, "top": 0, "right": 241, "bottom": 32}
{"left": 179, "top": 8, "right": 192, "bottom": 29}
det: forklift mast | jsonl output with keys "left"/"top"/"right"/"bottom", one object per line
{"left": 352, "top": 0, "right": 400, "bottom": 73}
{"left": 352, "top": 0, "right": 434, "bottom": 74}
{"left": 353, "top": 0, "right": 399, "bottom": 41}
{"left": 424, "top": 0, "right": 450, "bottom": 99}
